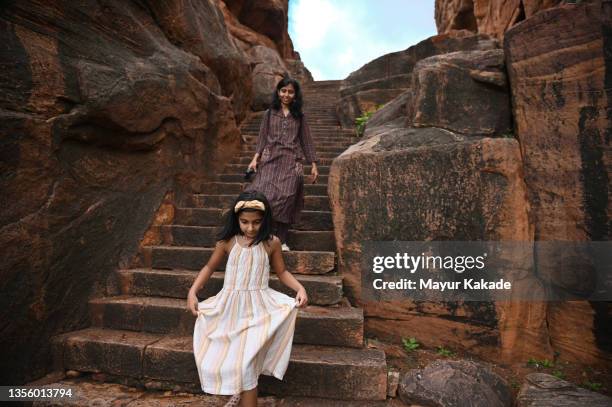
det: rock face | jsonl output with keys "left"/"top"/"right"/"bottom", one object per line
{"left": 399, "top": 360, "right": 512, "bottom": 407}
{"left": 410, "top": 49, "right": 511, "bottom": 136}
{"left": 505, "top": 1, "right": 611, "bottom": 364}
{"left": 329, "top": 126, "right": 551, "bottom": 361}
{"left": 435, "top": 0, "right": 563, "bottom": 40}
{"left": 0, "top": 0, "right": 302, "bottom": 384}
{"left": 147, "top": 0, "right": 252, "bottom": 122}
{"left": 330, "top": 0, "right": 610, "bottom": 368}
{"left": 218, "top": 0, "right": 311, "bottom": 110}
{"left": 337, "top": 32, "right": 498, "bottom": 128}
{"left": 224, "top": 0, "right": 296, "bottom": 59}
{"left": 247, "top": 45, "right": 291, "bottom": 111}
{"left": 516, "top": 373, "right": 612, "bottom": 407}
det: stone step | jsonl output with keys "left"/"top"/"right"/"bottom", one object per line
{"left": 115, "top": 269, "right": 343, "bottom": 305}
{"left": 240, "top": 132, "right": 355, "bottom": 141}
{"left": 199, "top": 182, "right": 328, "bottom": 196}
{"left": 175, "top": 208, "right": 332, "bottom": 230}
{"left": 303, "top": 104, "right": 339, "bottom": 108}
{"left": 302, "top": 110, "right": 339, "bottom": 114}
{"left": 224, "top": 163, "right": 331, "bottom": 175}
{"left": 241, "top": 125, "right": 342, "bottom": 132}
{"left": 302, "top": 119, "right": 339, "bottom": 124}
{"left": 217, "top": 173, "right": 330, "bottom": 185}
{"left": 233, "top": 156, "right": 335, "bottom": 166}
{"left": 240, "top": 146, "right": 347, "bottom": 155}
{"left": 241, "top": 135, "right": 356, "bottom": 144}
{"left": 140, "top": 245, "right": 335, "bottom": 275}
{"left": 159, "top": 226, "right": 335, "bottom": 251}
{"left": 51, "top": 328, "right": 387, "bottom": 400}
{"left": 190, "top": 194, "right": 330, "bottom": 212}
{"left": 29, "top": 379, "right": 403, "bottom": 406}
{"left": 238, "top": 151, "right": 340, "bottom": 160}
{"left": 240, "top": 140, "right": 351, "bottom": 149}
{"left": 89, "top": 296, "right": 363, "bottom": 347}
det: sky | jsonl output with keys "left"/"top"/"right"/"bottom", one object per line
{"left": 288, "top": 0, "right": 437, "bottom": 80}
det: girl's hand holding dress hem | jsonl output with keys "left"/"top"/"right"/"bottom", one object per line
{"left": 295, "top": 287, "right": 308, "bottom": 307}
{"left": 187, "top": 290, "right": 199, "bottom": 316}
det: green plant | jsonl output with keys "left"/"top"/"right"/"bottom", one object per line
{"left": 355, "top": 111, "right": 374, "bottom": 137}
{"left": 527, "top": 358, "right": 554, "bottom": 368}
{"left": 436, "top": 346, "right": 455, "bottom": 357}
{"left": 581, "top": 381, "right": 603, "bottom": 391}
{"left": 401, "top": 337, "right": 420, "bottom": 352}
{"left": 354, "top": 105, "right": 384, "bottom": 137}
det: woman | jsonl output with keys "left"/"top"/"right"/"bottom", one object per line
{"left": 246, "top": 76, "right": 319, "bottom": 251}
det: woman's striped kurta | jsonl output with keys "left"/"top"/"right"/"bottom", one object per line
{"left": 245, "top": 108, "right": 318, "bottom": 224}
{"left": 193, "top": 237, "right": 298, "bottom": 395}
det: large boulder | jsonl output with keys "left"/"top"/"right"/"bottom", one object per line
{"left": 435, "top": 0, "right": 563, "bottom": 40}
{"left": 0, "top": 0, "right": 242, "bottom": 384}
{"left": 399, "top": 360, "right": 512, "bottom": 407}
{"left": 505, "top": 1, "right": 611, "bottom": 364}
{"left": 146, "top": 0, "right": 252, "bottom": 122}
{"left": 217, "top": 0, "right": 308, "bottom": 111}
{"left": 516, "top": 373, "right": 612, "bottom": 407}
{"left": 410, "top": 49, "right": 511, "bottom": 136}
{"left": 337, "top": 32, "right": 498, "bottom": 128}
{"left": 363, "top": 49, "right": 511, "bottom": 138}
{"left": 247, "top": 45, "right": 289, "bottom": 110}
{"left": 363, "top": 91, "right": 412, "bottom": 137}
{"left": 223, "top": 0, "right": 295, "bottom": 59}
{"left": 329, "top": 127, "right": 552, "bottom": 362}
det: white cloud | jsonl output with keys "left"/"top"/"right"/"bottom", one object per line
{"left": 289, "top": 0, "right": 437, "bottom": 80}
{"left": 291, "top": 0, "right": 342, "bottom": 51}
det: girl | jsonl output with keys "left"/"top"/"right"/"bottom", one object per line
{"left": 187, "top": 191, "right": 308, "bottom": 407}
{"left": 245, "top": 76, "right": 319, "bottom": 252}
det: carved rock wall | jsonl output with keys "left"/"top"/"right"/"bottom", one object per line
{"left": 0, "top": 0, "right": 304, "bottom": 384}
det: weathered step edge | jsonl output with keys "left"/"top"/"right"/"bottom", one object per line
{"left": 51, "top": 328, "right": 387, "bottom": 401}
{"left": 136, "top": 246, "right": 336, "bottom": 275}
{"left": 113, "top": 269, "right": 343, "bottom": 305}
{"left": 89, "top": 295, "right": 363, "bottom": 347}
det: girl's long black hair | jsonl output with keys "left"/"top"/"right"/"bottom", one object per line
{"left": 270, "top": 76, "right": 303, "bottom": 118}
{"left": 216, "top": 191, "right": 273, "bottom": 247}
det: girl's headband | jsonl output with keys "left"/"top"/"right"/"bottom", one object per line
{"left": 234, "top": 200, "right": 265, "bottom": 213}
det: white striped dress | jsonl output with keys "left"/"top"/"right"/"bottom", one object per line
{"left": 193, "top": 236, "right": 298, "bottom": 395}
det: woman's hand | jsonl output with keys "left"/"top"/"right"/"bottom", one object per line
{"left": 187, "top": 289, "right": 200, "bottom": 316}
{"left": 248, "top": 155, "right": 259, "bottom": 172}
{"left": 295, "top": 287, "right": 308, "bottom": 308}
{"left": 309, "top": 163, "right": 319, "bottom": 184}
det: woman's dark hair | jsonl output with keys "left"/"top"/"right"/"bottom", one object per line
{"left": 216, "top": 191, "right": 273, "bottom": 246}
{"left": 271, "top": 76, "right": 303, "bottom": 118}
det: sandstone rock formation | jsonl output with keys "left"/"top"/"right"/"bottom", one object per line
{"left": 329, "top": 128, "right": 550, "bottom": 361}
{"left": 410, "top": 49, "right": 511, "bottom": 136}
{"left": 399, "top": 360, "right": 512, "bottom": 406}
{"left": 337, "top": 32, "right": 498, "bottom": 128}
{"left": 505, "top": 1, "right": 611, "bottom": 365}
{"left": 219, "top": 0, "right": 312, "bottom": 110}
{"left": 0, "top": 0, "right": 303, "bottom": 385}
{"left": 516, "top": 373, "right": 612, "bottom": 407}
{"left": 330, "top": 0, "right": 610, "bottom": 367}
{"left": 224, "top": 0, "right": 296, "bottom": 59}
{"left": 147, "top": 0, "right": 252, "bottom": 122}
{"left": 435, "top": 0, "right": 563, "bottom": 40}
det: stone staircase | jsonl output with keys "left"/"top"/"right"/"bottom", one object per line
{"left": 49, "top": 80, "right": 389, "bottom": 402}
